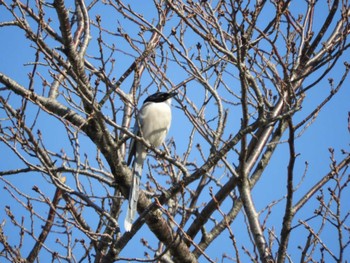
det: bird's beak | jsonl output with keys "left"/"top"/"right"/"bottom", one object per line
{"left": 168, "top": 91, "right": 178, "bottom": 98}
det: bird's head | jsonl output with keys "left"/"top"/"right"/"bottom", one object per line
{"left": 143, "top": 91, "right": 177, "bottom": 104}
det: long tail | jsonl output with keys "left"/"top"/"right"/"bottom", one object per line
{"left": 124, "top": 161, "right": 143, "bottom": 231}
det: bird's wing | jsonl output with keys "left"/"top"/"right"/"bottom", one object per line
{"left": 127, "top": 122, "right": 140, "bottom": 166}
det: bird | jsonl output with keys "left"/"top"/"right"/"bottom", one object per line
{"left": 124, "top": 91, "right": 177, "bottom": 231}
